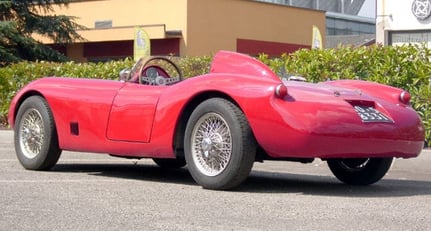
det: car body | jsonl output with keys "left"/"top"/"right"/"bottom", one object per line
{"left": 8, "top": 51, "right": 425, "bottom": 190}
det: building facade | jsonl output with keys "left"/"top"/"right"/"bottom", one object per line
{"left": 257, "top": 0, "right": 376, "bottom": 36}
{"left": 41, "top": 0, "right": 325, "bottom": 62}
{"left": 376, "top": 0, "right": 431, "bottom": 47}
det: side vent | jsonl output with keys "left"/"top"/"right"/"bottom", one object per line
{"left": 70, "top": 122, "right": 79, "bottom": 136}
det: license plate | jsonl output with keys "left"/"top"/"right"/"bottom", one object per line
{"left": 353, "top": 105, "right": 393, "bottom": 123}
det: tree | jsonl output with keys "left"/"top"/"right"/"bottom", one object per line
{"left": 0, "top": 0, "right": 85, "bottom": 65}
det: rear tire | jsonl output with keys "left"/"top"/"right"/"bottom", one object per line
{"left": 14, "top": 96, "right": 62, "bottom": 170}
{"left": 184, "top": 98, "right": 256, "bottom": 190}
{"left": 327, "top": 158, "right": 393, "bottom": 185}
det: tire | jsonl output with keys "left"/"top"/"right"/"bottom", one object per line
{"left": 14, "top": 96, "right": 62, "bottom": 170}
{"left": 153, "top": 157, "right": 186, "bottom": 168}
{"left": 327, "top": 158, "right": 393, "bottom": 185}
{"left": 184, "top": 98, "right": 256, "bottom": 190}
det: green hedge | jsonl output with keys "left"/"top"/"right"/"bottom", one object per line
{"left": 0, "top": 45, "right": 429, "bottom": 145}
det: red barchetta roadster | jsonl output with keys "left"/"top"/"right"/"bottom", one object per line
{"left": 8, "top": 51, "right": 425, "bottom": 190}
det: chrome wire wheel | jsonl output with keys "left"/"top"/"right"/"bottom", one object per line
{"left": 338, "top": 158, "right": 370, "bottom": 172}
{"left": 14, "top": 96, "right": 61, "bottom": 170}
{"left": 184, "top": 98, "right": 256, "bottom": 190}
{"left": 191, "top": 112, "right": 232, "bottom": 176}
{"left": 18, "top": 108, "right": 45, "bottom": 159}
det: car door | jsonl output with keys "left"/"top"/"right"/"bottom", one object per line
{"left": 106, "top": 83, "right": 163, "bottom": 142}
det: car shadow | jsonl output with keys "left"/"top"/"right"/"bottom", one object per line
{"left": 53, "top": 162, "right": 197, "bottom": 186}
{"left": 240, "top": 170, "right": 431, "bottom": 197}
{"left": 53, "top": 163, "right": 431, "bottom": 197}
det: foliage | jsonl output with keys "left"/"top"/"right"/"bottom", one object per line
{"left": 177, "top": 55, "right": 212, "bottom": 78}
{"left": 0, "top": 0, "right": 85, "bottom": 65}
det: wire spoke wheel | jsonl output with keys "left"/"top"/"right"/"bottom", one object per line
{"left": 191, "top": 112, "right": 232, "bottom": 176}
{"left": 14, "top": 96, "right": 62, "bottom": 170}
{"left": 184, "top": 98, "right": 257, "bottom": 190}
{"left": 18, "top": 109, "right": 45, "bottom": 159}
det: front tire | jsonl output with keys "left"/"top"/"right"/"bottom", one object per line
{"left": 327, "top": 158, "right": 393, "bottom": 185}
{"left": 184, "top": 98, "right": 256, "bottom": 190}
{"left": 14, "top": 96, "right": 62, "bottom": 170}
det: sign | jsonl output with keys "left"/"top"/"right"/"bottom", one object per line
{"left": 312, "top": 25, "right": 322, "bottom": 49}
{"left": 412, "top": 0, "right": 431, "bottom": 20}
{"left": 134, "top": 27, "right": 151, "bottom": 61}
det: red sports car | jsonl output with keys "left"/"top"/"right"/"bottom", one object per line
{"left": 8, "top": 51, "right": 425, "bottom": 190}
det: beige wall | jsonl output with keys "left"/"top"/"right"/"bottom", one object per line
{"left": 38, "top": 0, "right": 325, "bottom": 58}
{"left": 38, "top": 0, "right": 188, "bottom": 50}
{"left": 49, "top": 0, "right": 188, "bottom": 39}
{"left": 43, "top": 0, "right": 190, "bottom": 57}
{"left": 186, "top": 0, "right": 325, "bottom": 56}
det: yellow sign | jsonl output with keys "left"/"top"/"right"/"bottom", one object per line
{"left": 312, "top": 25, "right": 323, "bottom": 49}
{"left": 134, "top": 27, "right": 151, "bottom": 61}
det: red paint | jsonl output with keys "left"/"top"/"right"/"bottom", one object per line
{"left": 84, "top": 40, "right": 133, "bottom": 58}
{"left": 237, "top": 38, "right": 310, "bottom": 56}
{"left": 151, "top": 38, "right": 180, "bottom": 56}
{"left": 8, "top": 51, "right": 425, "bottom": 160}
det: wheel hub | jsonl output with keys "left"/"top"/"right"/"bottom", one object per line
{"left": 22, "top": 127, "right": 30, "bottom": 140}
{"left": 19, "top": 109, "right": 44, "bottom": 159}
{"left": 191, "top": 113, "right": 232, "bottom": 176}
{"left": 200, "top": 133, "right": 223, "bottom": 159}
{"left": 201, "top": 137, "right": 212, "bottom": 158}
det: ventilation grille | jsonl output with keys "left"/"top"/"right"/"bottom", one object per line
{"left": 95, "top": 20, "right": 112, "bottom": 29}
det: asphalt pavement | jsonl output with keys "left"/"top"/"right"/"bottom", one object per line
{"left": 0, "top": 130, "right": 430, "bottom": 231}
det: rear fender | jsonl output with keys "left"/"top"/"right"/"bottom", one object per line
{"left": 322, "top": 80, "right": 408, "bottom": 106}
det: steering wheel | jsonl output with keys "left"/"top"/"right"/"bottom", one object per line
{"left": 138, "top": 57, "right": 183, "bottom": 85}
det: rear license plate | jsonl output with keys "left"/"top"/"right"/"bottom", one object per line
{"left": 353, "top": 105, "right": 393, "bottom": 123}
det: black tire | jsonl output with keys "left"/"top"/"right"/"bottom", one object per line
{"left": 152, "top": 157, "right": 186, "bottom": 168}
{"left": 14, "top": 96, "right": 62, "bottom": 170}
{"left": 184, "top": 98, "right": 256, "bottom": 190}
{"left": 327, "top": 158, "right": 393, "bottom": 185}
